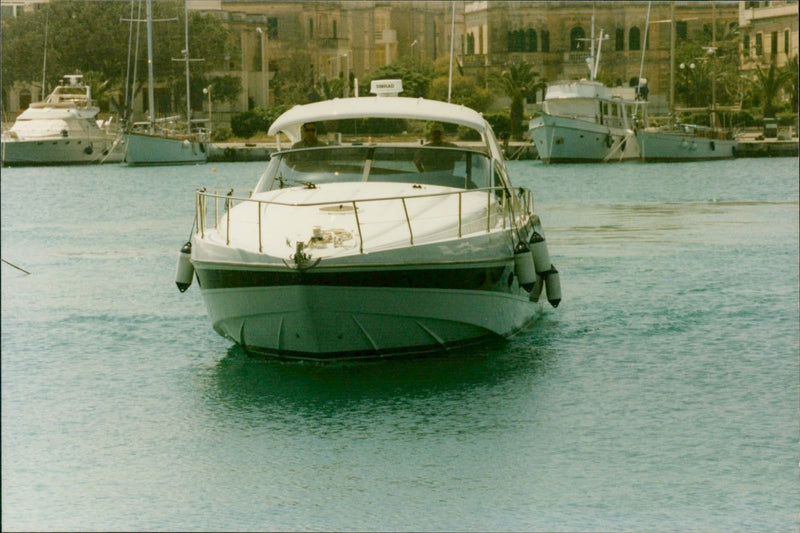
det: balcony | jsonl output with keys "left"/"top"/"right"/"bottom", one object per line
{"left": 375, "top": 29, "right": 397, "bottom": 44}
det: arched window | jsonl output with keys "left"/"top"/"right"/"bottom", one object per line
{"left": 527, "top": 28, "right": 537, "bottom": 52}
{"left": 515, "top": 30, "right": 526, "bottom": 52}
{"left": 541, "top": 29, "right": 550, "bottom": 52}
{"left": 570, "top": 26, "right": 586, "bottom": 51}
{"left": 629, "top": 26, "right": 641, "bottom": 50}
{"left": 615, "top": 28, "right": 625, "bottom": 51}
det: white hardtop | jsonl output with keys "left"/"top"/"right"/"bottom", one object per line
{"left": 545, "top": 79, "right": 638, "bottom": 102}
{"left": 268, "top": 96, "right": 490, "bottom": 143}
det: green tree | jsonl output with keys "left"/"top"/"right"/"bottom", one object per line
{"left": 781, "top": 56, "right": 798, "bottom": 112}
{"left": 751, "top": 59, "right": 793, "bottom": 117}
{"left": 428, "top": 75, "right": 492, "bottom": 112}
{"left": 493, "top": 60, "right": 546, "bottom": 140}
{"left": 271, "top": 52, "right": 315, "bottom": 105}
{"left": 1, "top": 0, "right": 231, "bottom": 115}
{"left": 312, "top": 76, "right": 345, "bottom": 101}
{"left": 358, "top": 57, "right": 434, "bottom": 98}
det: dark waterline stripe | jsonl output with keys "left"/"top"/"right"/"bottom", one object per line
{"left": 196, "top": 265, "right": 508, "bottom": 291}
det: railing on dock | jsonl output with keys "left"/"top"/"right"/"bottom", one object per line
{"left": 194, "top": 186, "right": 535, "bottom": 254}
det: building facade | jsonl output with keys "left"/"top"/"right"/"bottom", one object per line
{"left": 2, "top": 1, "right": 797, "bottom": 123}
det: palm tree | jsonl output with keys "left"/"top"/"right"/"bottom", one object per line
{"left": 752, "top": 59, "right": 793, "bottom": 118}
{"left": 781, "top": 56, "right": 798, "bottom": 112}
{"left": 494, "top": 61, "right": 546, "bottom": 140}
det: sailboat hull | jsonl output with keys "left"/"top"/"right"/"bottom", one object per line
{"left": 636, "top": 129, "right": 737, "bottom": 161}
{"left": 124, "top": 132, "right": 207, "bottom": 165}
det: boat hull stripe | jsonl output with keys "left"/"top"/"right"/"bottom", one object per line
{"left": 195, "top": 266, "right": 507, "bottom": 291}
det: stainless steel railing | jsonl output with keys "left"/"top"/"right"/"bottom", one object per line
{"left": 195, "top": 186, "right": 534, "bottom": 254}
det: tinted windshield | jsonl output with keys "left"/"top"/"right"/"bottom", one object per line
{"left": 259, "top": 145, "right": 492, "bottom": 192}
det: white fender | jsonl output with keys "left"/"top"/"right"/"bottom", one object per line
{"left": 544, "top": 265, "right": 561, "bottom": 308}
{"left": 529, "top": 231, "right": 552, "bottom": 275}
{"left": 529, "top": 273, "right": 544, "bottom": 302}
{"left": 175, "top": 241, "right": 194, "bottom": 292}
{"left": 514, "top": 242, "right": 537, "bottom": 291}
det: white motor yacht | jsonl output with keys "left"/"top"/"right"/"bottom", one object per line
{"left": 176, "top": 81, "right": 561, "bottom": 360}
{"left": 1, "top": 74, "right": 123, "bottom": 166}
{"left": 528, "top": 24, "right": 645, "bottom": 163}
{"left": 529, "top": 79, "right": 644, "bottom": 163}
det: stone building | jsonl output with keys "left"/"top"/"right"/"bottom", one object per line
{"left": 461, "top": 1, "right": 740, "bottom": 115}
{"left": 2, "top": 0, "right": 796, "bottom": 122}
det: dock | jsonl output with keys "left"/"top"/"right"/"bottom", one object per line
{"left": 208, "top": 135, "right": 796, "bottom": 162}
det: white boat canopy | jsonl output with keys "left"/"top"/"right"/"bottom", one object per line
{"left": 268, "top": 96, "right": 490, "bottom": 143}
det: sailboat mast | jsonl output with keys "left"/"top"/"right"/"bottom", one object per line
{"left": 589, "top": 14, "right": 596, "bottom": 80}
{"left": 711, "top": 1, "right": 717, "bottom": 128}
{"left": 184, "top": 0, "right": 191, "bottom": 135}
{"left": 669, "top": 2, "right": 675, "bottom": 119}
{"left": 145, "top": 0, "right": 156, "bottom": 134}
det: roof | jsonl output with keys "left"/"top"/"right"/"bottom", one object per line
{"left": 268, "top": 96, "right": 489, "bottom": 142}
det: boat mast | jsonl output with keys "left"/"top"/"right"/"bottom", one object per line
{"left": 589, "top": 14, "right": 596, "bottom": 80}
{"left": 41, "top": 7, "right": 48, "bottom": 98}
{"left": 183, "top": 0, "right": 191, "bottom": 135}
{"left": 711, "top": 1, "right": 717, "bottom": 129}
{"left": 145, "top": 0, "right": 156, "bottom": 134}
{"left": 669, "top": 2, "right": 675, "bottom": 120}
{"left": 447, "top": 0, "right": 455, "bottom": 103}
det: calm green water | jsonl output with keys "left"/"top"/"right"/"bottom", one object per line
{"left": 2, "top": 158, "right": 798, "bottom": 531}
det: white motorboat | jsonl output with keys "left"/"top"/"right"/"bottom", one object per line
{"left": 1, "top": 74, "right": 124, "bottom": 166}
{"left": 124, "top": 0, "right": 207, "bottom": 166}
{"left": 528, "top": 24, "right": 645, "bottom": 164}
{"left": 176, "top": 80, "right": 561, "bottom": 361}
{"left": 529, "top": 79, "right": 644, "bottom": 163}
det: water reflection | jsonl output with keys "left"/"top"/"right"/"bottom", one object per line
{"left": 203, "top": 325, "right": 558, "bottom": 433}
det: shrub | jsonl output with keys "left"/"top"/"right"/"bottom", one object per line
{"left": 483, "top": 110, "right": 511, "bottom": 138}
{"left": 776, "top": 111, "right": 797, "bottom": 126}
{"left": 729, "top": 110, "right": 756, "bottom": 128}
{"left": 211, "top": 126, "right": 232, "bottom": 142}
{"left": 231, "top": 111, "right": 268, "bottom": 138}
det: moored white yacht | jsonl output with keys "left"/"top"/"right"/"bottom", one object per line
{"left": 529, "top": 79, "right": 645, "bottom": 163}
{"left": 176, "top": 80, "right": 561, "bottom": 361}
{"left": 528, "top": 25, "right": 645, "bottom": 163}
{"left": 1, "top": 74, "right": 124, "bottom": 166}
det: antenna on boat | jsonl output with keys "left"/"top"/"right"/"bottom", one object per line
{"left": 41, "top": 6, "right": 49, "bottom": 98}
{"left": 447, "top": 1, "right": 456, "bottom": 102}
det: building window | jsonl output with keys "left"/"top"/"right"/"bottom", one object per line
{"left": 755, "top": 32, "right": 763, "bottom": 55}
{"left": 467, "top": 33, "right": 475, "bottom": 55}
{"left": 332, "top": 20, "right": 337, "bottom": 39}
{"left": 308, "top": 18, "right": 314, "bottom": 39}
{"left": 527, "top": 28, "right": 537, "bottom": 52}
{"left": 541, "top": 30, "right": 550, "bottom": 52}
{"left": 267, "top": 17, "right": 278, "bottom": 39}
{"left": 743, "top": 33, "right": 750, "bottom": 55}
{"left": 508, "top": 29, "right": 526, "bottom": 52}
{"left": 615, "top": 28, "right": 624, "bottom": 51}
{"left": 629, "top": 27, "right": 641, "bottom": 51}
{"left": 676, "top": 21, "right": 687, "bottom": 41}
{"left": 785, "top": 30, "right": 790, "bottom": 54}
{"left": 570, "top": 26, "right": 586, "bottom": 51}
{"left": 771, "top": 31, "right": 778, "bottom": 56}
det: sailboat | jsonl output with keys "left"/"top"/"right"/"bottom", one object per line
{"left": 528, "top": 17, "right": 643, "bottom": 163}
{"left": 124, "top": 0, "right": 207, "bottom": 165}
{"left": 635, "top": 2, "right": 737, "bottom": 161}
